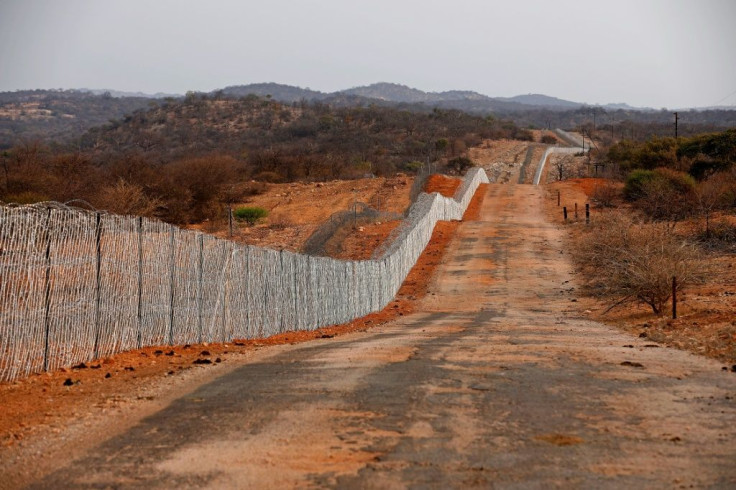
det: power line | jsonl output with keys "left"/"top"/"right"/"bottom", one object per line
{"left": 712, "top": 87, "right": 736, "bottom": 107}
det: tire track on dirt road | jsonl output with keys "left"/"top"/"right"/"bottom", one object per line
{"left": 23, "top": 168, "right": 736, "bottom": 489}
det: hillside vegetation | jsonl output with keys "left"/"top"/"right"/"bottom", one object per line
{"left": 4, "top": 84, "right": 734, "bottom": 151}
{"left": 0, "top": 89, "right": 160, "bottom": 148}
{"left": 0, "top": 93, "right": 530, "bottom": 225}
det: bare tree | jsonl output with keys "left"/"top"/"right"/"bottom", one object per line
{"left": 551, "top": 154, "right": 571, "bottom": 181}
{"left": 574, "top": 211, "right": 705, "bottom": 315}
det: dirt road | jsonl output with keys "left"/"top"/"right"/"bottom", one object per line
{"left": 19, "top": 177, "right": 736, "bottom": 488}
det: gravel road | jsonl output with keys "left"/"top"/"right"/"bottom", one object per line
{"left": 24, "top": 179, "right": 736, "bottom": 489}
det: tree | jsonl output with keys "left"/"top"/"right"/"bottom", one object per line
{"left": 551, "top": 154, "right": 573, "bottom": 181}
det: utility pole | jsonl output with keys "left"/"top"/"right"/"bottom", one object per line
{"left": 610, "top": 115, "right": 615, "bottom": 141}
{"left": 673, "top": 112, "right": 679, "bottom": 139}
{"left": 592, "top": 109, "right": 597, "bottom": 132}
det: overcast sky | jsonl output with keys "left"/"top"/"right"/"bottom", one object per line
{"left": 1, "top": 0, "right": 735, "bottom": 109}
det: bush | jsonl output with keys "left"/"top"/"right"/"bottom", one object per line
{"left": 447, "top": 156, "right": 475, "bottom": 174}
{"left": 680, "top": 128, "right": 736, "bottom": 179}
{"left": 541, "top": 134, "right": 557, "bottom": 144}
{"left": 637, "top": 168, "right": 696, "bottom": 223}
{"left": 591, "top": 181, "right": 619, "bottom": 208}
{"left": 96, "top": 179, "right": 160, "bottom": 217}
{"left": 625, "top": 168, "right": 697, "bottom": 223}
{"left": 574, "top": 211, "right": 704, "bottom": 315}
{"left": 233, "top": 206, "right": 268, "bottom": 225}
{"left": 624, "top": 169, "right": 656, "bottom": 201}
{"left": 252, "top": 171, "right": 284, "bottom": 183}
{"left": 403, "top": 161, "right": 423, "bottom": 173}
{"left": 1, "top": 191, "right": 50, "bottom": 204}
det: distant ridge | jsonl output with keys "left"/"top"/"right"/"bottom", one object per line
{"left": 220, "top": 82, "right": 328, "bottom": 102}
{"left": 340, "top": 82, "right": 490, "bottom": 103}
{"left": 496, "top": 93, "right": 581, "bottom": 108}
{"left": 77, "top": 88, "right": 180, "bottom": 99}
{"left": 217, "top": 82, "right": 649, "bottom": 113}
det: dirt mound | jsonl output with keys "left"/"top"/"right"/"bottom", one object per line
{"left": 424, "top": 175, "right": 461, "bottom": 197}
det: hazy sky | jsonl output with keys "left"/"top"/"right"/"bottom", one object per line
{"left": 1, "top": 0, "right": 735, "bottom": 108}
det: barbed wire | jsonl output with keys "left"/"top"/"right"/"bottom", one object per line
{"left": 0, "top": 168, "right": 489, "bottom": 381}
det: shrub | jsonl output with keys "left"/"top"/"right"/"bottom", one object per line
{"left": 233, "top": 206, "right": 268, "bottom": 225}
{"left": 447, "top": 156, "right": 475, "bottom": 174}
{"left": 252, "top": 171, "right": 284, "bottom": 183}
{"left": 680, "top": 128, "right": 736, "bottom": 179}
{"left": 624, "top": 169, "right": 656, "bottom": 201}
{"left": 634, "top": 168, "right": 696, "bottom": 223}
{"left": 574, "top": 211, "right": 705, "bottom": 315}
{"left": 541, "top": 134, "right": 557, "bottom": 144}
{"left": 96, "top": 179, "right": 160, "bottom": 217}
{"left": 591, "top": 181, "right": 619, "bottom": 208}
{"left": 242, "top": 181, "right": 269, "bottom": 197}
{"left": 2, "top": 191, "right": 50, "bottom": 204}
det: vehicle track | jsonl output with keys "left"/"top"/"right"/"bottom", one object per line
{"left": 23, "top": 165, "right": 736, "bottom": 489}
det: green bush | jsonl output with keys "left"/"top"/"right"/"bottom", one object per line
{"left": 624, "top": 169, "right": 656, "bottom": 201}
{"left": 679, "top": 128, "right": 736, "bottom": 179}
{"left": 233, "top": 206, "right": 268, "bottom": 225}
{"left": 403, "top": 161, "right": 423, "bottom": 173}
{"left": 626, "top": 168, "right": 697, "bottom": 222}
{"left": 447, "top": 156, "right": 475, "bottom": 174}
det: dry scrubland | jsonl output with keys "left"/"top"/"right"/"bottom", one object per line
{"left": 189, "top": 175, "right": 413, "bottom": 253}
{"left": 2, "top": 128, "right": 735, "bottom": 483}
{"left": 546, "top": 177, "right": 736, "bottom": 365}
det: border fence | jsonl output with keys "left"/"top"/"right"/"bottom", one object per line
{"left": 0, "top": 168, "right": 489, "bottom": 381}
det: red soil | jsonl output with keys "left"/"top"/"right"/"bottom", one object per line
{"left": 424, "top": 174, "right": 461, "bottom": 197}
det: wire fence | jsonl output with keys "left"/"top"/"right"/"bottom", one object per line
{"left": 301, "top": 202, "right": 401, "bottom": 257}
{"left": 0, "top": 168, "right": 489, "bottom": 381}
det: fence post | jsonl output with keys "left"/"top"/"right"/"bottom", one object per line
{"left": 353, "top": 192, "right": 357, "bottom": 229}
{"left": 42, "top": 208, "right": 52, "bottom": 372}
{"left": 585, "top": 203, "right": 590, "bottom": 224}
{"left": 228, "top": 206, "right": 233, "bottom": 238}
{"left": 574, "top": 203, "right": 578, "bottom": 220}
{"left": 672, "top": 276, "right": 677, "bottom": 319}
{"left": 563, "top": 207, "right": 568, "bottom": 222}
{"left": 197, "top": 234, "right": 204, "bottom": 344}
{"left": 93, "top": 212, "right": 102, "bottom": 360}
{"left": 137, "top": 216, "right": 143, "bottom": 348}
{"left": 292, "top": 252, "right": 299, "bottom": 329}
{"left": 168, "top": 225, "right": 175, "bottom": 346}
{"left": 557, "top": 190, "right": 560, "bottom": 206}
{"left": 221, "top": 242, "right": 227, "bottom": 343}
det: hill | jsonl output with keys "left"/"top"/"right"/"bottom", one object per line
{"left": 0, "top": 89, "right": 160, "bottom": 148}
{"left": 497, "top": 93, "right": 582, "bottom": 108}
{"left": 3, "top": 83, "right": 735, "bottom": 149}
{"left": 79, "top": 92, "right": 532, "bottom": 167}
{"left": 2, "top": 92, "right": 532, "bottom": 225}
{"left": 220, "top": 83, "right": 328, "bottom": 102}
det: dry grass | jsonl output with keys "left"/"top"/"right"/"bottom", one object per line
{"left": 547, "top": 177, "right": 736, "bottom": 364}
